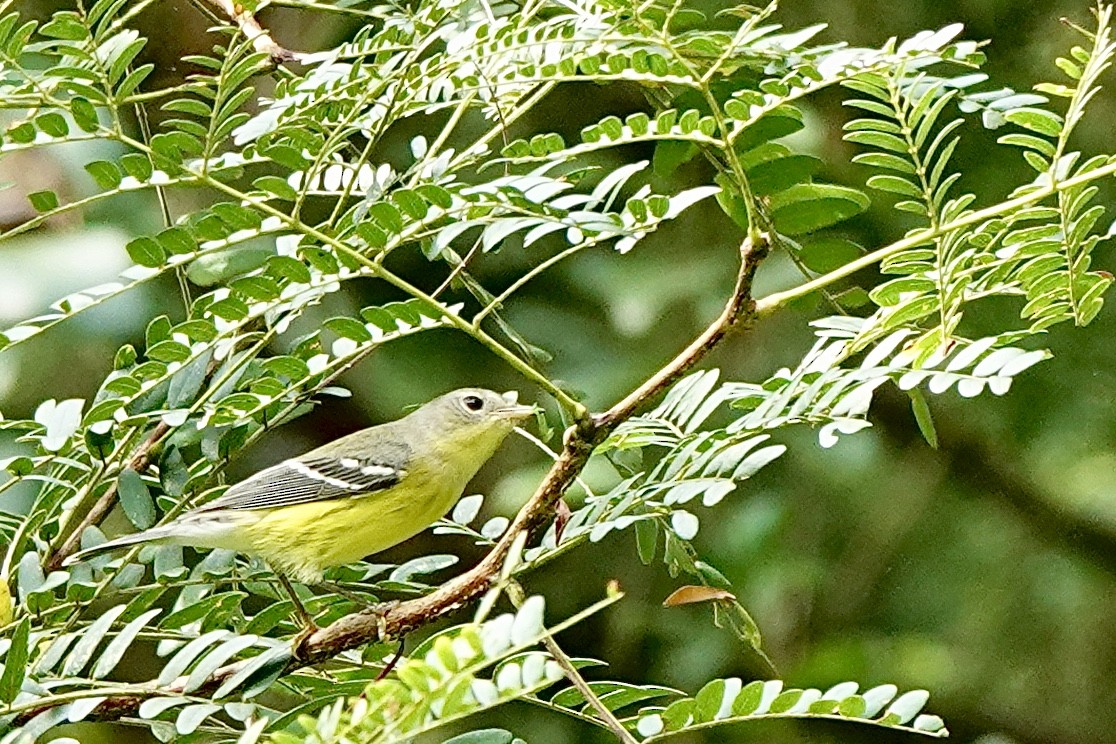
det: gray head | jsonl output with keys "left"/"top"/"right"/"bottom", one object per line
{"left": 410, "top": 388, "right": 536, "bottom": 429}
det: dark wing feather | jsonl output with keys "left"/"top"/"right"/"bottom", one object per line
{"left": 196, "top": 452, "right": 407, "bottom": 512}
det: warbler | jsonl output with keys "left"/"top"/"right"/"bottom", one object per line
{"left": 65, "top": 388, "right": 535, "bottom": 624}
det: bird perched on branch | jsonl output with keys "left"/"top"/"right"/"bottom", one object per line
{"left": 65, "top": 388, "right": 536, "bottom": 630}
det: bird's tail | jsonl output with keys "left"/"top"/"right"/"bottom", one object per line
{"left": 62, "top": 526, "right": 178, "bottom": 566}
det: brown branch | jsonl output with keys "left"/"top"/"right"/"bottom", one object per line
{"left": 43, "top": 422, "right": 171, "bottom": 573}
{"left": 595, "top": 236, "right": 767, "bottom": 429}
{"left": 202, "top": 0, "right": 301, "bottom": 65}
{"left": 24, "top": 234, "right": 769, "bottom": 726}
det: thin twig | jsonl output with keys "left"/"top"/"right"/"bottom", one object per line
{"left": 595, "top": 234, "right": 768, "bottom": 429}
{"left": 432, "top": 238, "right": 484, "bottom": 299}
{"left": 507, "top": 581, "right": 639, "bottom": 744}
{"left": 43, "top": 421, "right": 170, "bottom": 572}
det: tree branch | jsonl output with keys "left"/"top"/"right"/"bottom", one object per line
{"left": 29, "top": 232, "right": 768, "bottom": 726}
{"left": 43, "top": 421, "right": 170, "bottom": 572}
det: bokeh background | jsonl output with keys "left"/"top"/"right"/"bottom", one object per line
{"left": 5, "top": 1, "right": 1116, "bottom": 742}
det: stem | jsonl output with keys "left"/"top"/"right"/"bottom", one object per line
{"left": 201, "top": 0, "right": 300, "bottom": 64}
{"left": 473, "top": 242, "right": 587, "bottom": 325}
{"left": 43, "top": 421, "right": 170, "bottom": 572}
{"left": 753, "top": 157, "right": 1116, "bottom": 316}
{"left": 507, "top": 581, "right": 640, "bottom": 744}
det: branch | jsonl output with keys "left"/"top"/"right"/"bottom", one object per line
{"left": 508, "top": 580, "right": 639, "bottom": 744}
{"left": 33, "top": 232, "right": 768, "bottom": 726}
{"left": 42, "top": 421, "right": 170, "bottom": 572}
{"left": 596, "top": 235, "right": 767, "bottom": 429}
{"left": 752, "top": 158, "right": 1116, "bottom": 316}
{"left": 200, "top": 0, "right": 301, "bottom": 65}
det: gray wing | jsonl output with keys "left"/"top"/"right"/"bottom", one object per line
{"left": 197, "top": 449, "right": 409, "bottom": 513}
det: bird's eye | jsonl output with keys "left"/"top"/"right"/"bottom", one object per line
{"left": 463, "top": 395, "right": 484, "bottom": 412}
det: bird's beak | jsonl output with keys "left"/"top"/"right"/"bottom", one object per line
{"left": 497, "top": 390, "right": 538, "bottom": 421}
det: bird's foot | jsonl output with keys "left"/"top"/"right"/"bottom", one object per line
{"left": 363, "top": 600, "right": 398, "bottom": 640}
{"left": 291, "top": 620, "right": 320, "bottom": 661}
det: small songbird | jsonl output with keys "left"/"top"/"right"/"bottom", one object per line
{"left": 65, "top": 388, "right": 536, "bottom": 627}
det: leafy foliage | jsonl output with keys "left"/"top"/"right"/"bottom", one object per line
{"left": 0, "top": 0, "right": 1113, "bottom": 741}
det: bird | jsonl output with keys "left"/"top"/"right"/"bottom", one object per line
{"left": 65, "top": 388, "right": 536, "bottom": 629}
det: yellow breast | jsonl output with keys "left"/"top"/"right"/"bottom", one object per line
{"left": 237, "top": 460, "right": 465, "bottom": 583}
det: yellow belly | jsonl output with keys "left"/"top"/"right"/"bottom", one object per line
{"left": 237, "top": 473, "right": 458, "bottom": 583}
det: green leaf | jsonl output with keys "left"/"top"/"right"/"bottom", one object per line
{"left": 28, "top": 190, "right": 59, "bottom": 212}
{"left": 798, "top": 236, "right": 863, "bottom": 273}
{"left": 160, "top": 445, "right": 189, "bottom": 497}
{"left": 635, "top": 518, "right": 657, "bottom": 565}
{"left": 443, "top": 730, "right": 515, "bottom": 744}
{"left": 127, "top": 236, "right": 166, "bottom": 268}
{"left": 213, "top": 646, "right": 291, "bottom": 698}
{"left": 69, "top": 97, "right": 100, "bottom": 131}
{"left": 118, "top": 468, "right": 157, "bottom": 530}
{"left": 838, "top": 694, "right": 868, "bottom": 717}
{"left": 183, "top": 635, "right": 262, "bottom": 693}
{"left": 732, "top": 680, "right": 764, "bottom": 715}
{"left": 1004, "top": 107, "right": 1063, "bottom": 137}
{"left": 157, "top": 226, "right": 197, "bottom": 255}
{"left": 746, "top": 153, "right": 821, "bottom": 196}
{"left": 189, "top": 247, "right": 272, "bottom": 286}
{"left": 35, "top": 112, "right": 68, "bottom": 137}
{"left": 92, "top": 608, "right": 162, "bottom": 679}
{"left": 714, "top": 179, "right": 750, "bottom": 230}
{"left": 368, "top": 201, "right": 404, "bottom": 234}
{"left": 86, "top": 160, "right": 123, "bottom": 189}
{"left": 770, "top": 184, "right": 870, "bottom": 235}
{"left": 117, "top": 64, "right": 154, "bottom": 99}
{"left": 867, "top": 174, "right": 923, "bottom": 198}
{"left": 146, "top": 340, "right": 191, "bottom": 363}
{"left": 176, "top": 703, "right": 222, "bottom": 735}
{"left": 693, "top": 679, "right": 727, "bottom": 721}
{"left": 40, "top": 12, "right": 87, "bottom": 40}
{"left": 62, "top": 604, "right": 128, "bottom": 676}
{"left": 0, "top": 617, "right": 30, "bottom": 702}
{"left": 653, "top": 140, "right": 699, "bottom": 178}
{"left": 735, "top": 106, "right": 805, "bottom": 151}
{"left": 324, "top": 317, "right": 372, "bottom": 342}
{"left": 845, "top": 130, "right": 909, "bottom": 153}
{"left": 120, "top": 153, "right": 154, "bottom": 181}
{"left": 908, "top": 388, "right": 938, "bottom": 449}
{"left": 267, "top": 255, "right": 312, "bottom": 283}
{"left": 254, "top": 175, "right": 297, "bottom": 200}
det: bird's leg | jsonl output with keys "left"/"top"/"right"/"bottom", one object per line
{"left": 370, "top": 600, "right": 399, "bottom": 641}
{"left": 276, "top": 573, "right": 318, "bottom": 656}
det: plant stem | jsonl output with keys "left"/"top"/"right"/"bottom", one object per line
{"left": 507, "top": 580, "right": 640, "bottom": 744}
{"left": 753, "top": 157, "right": 1116, "bottom": 315}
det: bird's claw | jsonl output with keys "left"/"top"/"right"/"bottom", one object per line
{"left": 291, "top": 620, "right": 320, "bottom": 661}
{"left": 364, "top": 600, "right": 398, "bottom": 639}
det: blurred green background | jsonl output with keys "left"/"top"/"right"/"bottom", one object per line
{"left": 5, "top": 1, "right": 1116, "bottom": 742}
